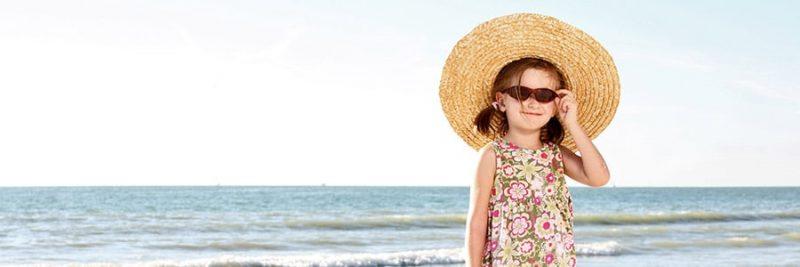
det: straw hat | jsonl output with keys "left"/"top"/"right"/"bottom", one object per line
{"left": 438, "top": 13, "right": 620, "bottom": 153}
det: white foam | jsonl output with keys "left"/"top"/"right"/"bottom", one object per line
{"left": 43, "top": 248, "right": 467, "bottom": 267}
{"left": 10, "top": 243, "right": 628, "bottom": 266}
{"left": 574, "top": 240, "right": 626, "bottom": 256}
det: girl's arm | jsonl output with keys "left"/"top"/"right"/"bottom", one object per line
{"left": 464, "top": 145, "right": 496, "bottom": 266}
{"left": 558, "top": 121, "right": 611, "bottom": 187}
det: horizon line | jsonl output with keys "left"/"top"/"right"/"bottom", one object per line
{"left": 1, "top": 185, "right": 798, "bottom": 188}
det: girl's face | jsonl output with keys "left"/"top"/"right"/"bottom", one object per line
{"left": 495, "top": 68, "right": 561, "bottom": 132}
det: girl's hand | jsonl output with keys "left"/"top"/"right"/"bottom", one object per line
{"left": 554, "top": 89, "right": 579, "bottom": 127}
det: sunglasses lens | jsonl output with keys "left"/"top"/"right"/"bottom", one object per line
{"left": 534, "top": 89, "right": 557, "bottom": 102}
{"left": 508, "top": 87, "right": 532, "bottom": 101}
{"left": 504, "top": 87, "right": 558, "bottom": 102}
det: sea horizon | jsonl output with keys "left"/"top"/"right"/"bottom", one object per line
{"left": 3, "top": 185, "right": 799, "bottom": 188}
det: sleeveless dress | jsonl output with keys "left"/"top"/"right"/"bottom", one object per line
{"left": 481, "top": 137, "right": 576, "bottom": 267}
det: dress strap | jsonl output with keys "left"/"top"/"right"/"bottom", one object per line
{"left": 489, "top": 137, "right": 502, "bottom": 153}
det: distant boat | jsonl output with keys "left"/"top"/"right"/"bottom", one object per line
{"left": 321, "top": 183, "right": 326, "bottom": 187}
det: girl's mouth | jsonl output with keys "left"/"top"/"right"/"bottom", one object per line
{"left": 523, "top": 112, "right": 542, "bottom": 116}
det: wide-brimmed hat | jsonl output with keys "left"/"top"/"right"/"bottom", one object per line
{"left": 438, "top": 13, "right": 620, "bottom": 153}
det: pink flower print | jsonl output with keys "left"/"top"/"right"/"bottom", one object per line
{"left": 564, "top": 233, "right": 575, "bottom": 250}
{"left": 553, "top": 213, "right": 566, "bottom": 232}
{"left": 504, "top": 181, "right": 530, "bottom": 201}
{"left": 545, "top": 173, "right": 555, "bottom": 183}
{"left": 535, "top": 151, "right": 550, "bottom": 165}
{"left": 491, "top": 209, "right": 499, "bottom": 217}
{"left": 491, "top": 214, "right": 502, "bottom": 226}
{"left": 512, "top": 150, "right": 533, "bottom": 162}
{"left": 501, "top": 164, "right": 515, "bottom": 177}
{"left": 534, "top": 212, "right": 556, "bottom": 240}
{"left": 510, "top": 213, "right": 532, "bottom": 237}
{"left": 484, "top": 240, "right": 498, "bottom": 253}
{"left": 497, "top": 140, "right": 512, "bottom": 150}
{"left": 508, "top": 142, "right": 518, "bottom": 150}
{"left": 545, "top": 253, "right": 554, "bottom": 264}
{"left": 533, "top": 190, "right": 543, "bottom": 206}
{"left": 518, "top": 238, "right": 534, "bottom": 254}
{"left": 554, "top": 233, "right": 567, "bottom": 256}
{"left": 511, "top": 150, "right": 521, "bottom": 161}
{"left": 568, "top": 256, "right": 576, "bottom": 267}
{"left": 544, "top": 183, "right": 556, "bottom": 196}
{"left": 531, "top": 175, "right": 544, "bottom": 190}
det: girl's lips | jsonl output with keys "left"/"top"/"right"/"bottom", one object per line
{"left": 523, "top": 112, "right": 542, "bottom": 115}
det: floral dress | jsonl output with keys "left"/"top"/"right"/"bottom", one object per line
{"left": 481, "top": 137, "right": 576, "bottom": 267}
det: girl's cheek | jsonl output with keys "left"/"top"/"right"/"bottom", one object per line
{"left": 547, "top": 104, "right": 557, "bottom": 115}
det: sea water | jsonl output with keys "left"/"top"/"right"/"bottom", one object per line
{"left": 1, "top": 186, "right": 799, "bottom": 266}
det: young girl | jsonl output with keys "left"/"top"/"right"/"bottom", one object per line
{"left": 464, "top": 57, "right": 611, "bottom": 266}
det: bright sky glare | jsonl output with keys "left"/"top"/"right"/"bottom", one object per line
{"left": 1, "top": 1, "right": 798, "bottom": 187}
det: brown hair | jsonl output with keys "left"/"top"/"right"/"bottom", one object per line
{"left": 473, "top": 57, "right": 567, "bottom": 145}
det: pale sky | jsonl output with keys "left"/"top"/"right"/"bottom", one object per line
{"left": 1, "top": 1, "right": 798, "bottom": 187}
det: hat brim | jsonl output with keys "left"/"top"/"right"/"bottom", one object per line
{"left": 439, "top": 13, "right": 620, "bottom": 153}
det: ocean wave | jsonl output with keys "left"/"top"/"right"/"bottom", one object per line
{"left": 781, "top": 232, "right": 800, "bottom": 241}
{"left": 282, "top": 210, "right": 800, "bottom": 231}
{"left": 283, "top": 214, "right": 466, "bottom": 230}
{"left": 575, "top": 240, "right": 631, "bottom": 256}
{"left": 579, "top": 225, "right": 670, "bottom": 238}
{"left": 649, "top": 236, "right": 780, "bottom": 249}
{"left": 146, "top": 241, "right": 288, "bottom": 251}
{"left": 54, "top": 248, "right": 466, "bottom": 267}
{"left": 575, "top": 210, "right": 800, "bottom": 226}
{"left": 579, "top": 223, "right": 800, "bottom": 239}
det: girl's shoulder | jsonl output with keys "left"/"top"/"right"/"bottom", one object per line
{"left": 479, "top": 140, "right": 499, "bottom": 159}
{"left": 479, "top": 139, "right": 506, "bottom": 168}
{"left": 475, "top": 141, "right": 499, "bottom": 182}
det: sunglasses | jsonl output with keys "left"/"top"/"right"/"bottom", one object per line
{"left": 500, "top": 85, "right": 562, "bottom": 103}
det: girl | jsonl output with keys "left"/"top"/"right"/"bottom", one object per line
{"left": 465, "top": 57, "right": 611, "bottom": 266}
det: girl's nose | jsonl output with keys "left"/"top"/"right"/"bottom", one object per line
{"left": 525, "top": 98, "right": 543, "bottom": 109}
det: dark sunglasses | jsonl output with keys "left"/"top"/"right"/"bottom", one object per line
{"left": 500, "top": 85, "right": 562, "bottom": 103}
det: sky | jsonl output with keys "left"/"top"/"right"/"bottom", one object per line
{"left": 0, "top": 1, "right": 798, "bottom": 187}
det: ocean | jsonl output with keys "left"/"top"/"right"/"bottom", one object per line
{"left": 1, "top": 186, "right": 799, "bottom": 266}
